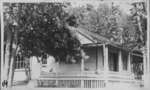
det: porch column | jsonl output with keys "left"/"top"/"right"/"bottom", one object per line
{"left": 128, "top": 52, "right": 131, "bottom": 72}
{"left": 80, "top": 50, "right": 85, "bottom": 88}
{"left": 81, "top": 50, "right": 85, "bottom": 72}
{"left": 143, "top": 49, "right": 150, "bottom": 89}
{"left": 96, "top": 47, "right": 98, "bottom": 72}
{"left": 118, "top": 50, "right": 123, "bottom": 72}
{"left": 81, "top": 58, "right": 84, "bottom": 88}
{"left": 145, "top": 0, "right": 150, "bottom": 89}
{"left": 103, "top": 44, "right": 109, "bottom": 87}
{"left": 81, "top": 58, "right": 84, "bottom": 72}
{"left": 103, "top": 44, "right": 109, "bottom": 72}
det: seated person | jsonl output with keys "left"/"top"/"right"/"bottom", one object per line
{"left": 41, "top": 55, "right": 58, "bottom": 73}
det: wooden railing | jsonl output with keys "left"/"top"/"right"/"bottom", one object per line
{"left": 84, "top": 79, "right": 105, "bottom": 88}
{"left": 36, "top": 71, "right": 143, "bottom": 88}
{"left": 37, "top": 79, "right": 81, "bottom": 88}
{"left": 36, "top": 78, "right": 105, "bottom": 88}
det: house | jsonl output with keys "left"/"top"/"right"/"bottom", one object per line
{"left": 12, "top": 26, "right": 144, "bottom": 88}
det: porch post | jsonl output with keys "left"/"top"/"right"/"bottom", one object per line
{"left": 81, "top": 59, "right": 84, "bottom": 72}
{"left": 80, "top": 49, "right": 85, "bottom": 72}
{"left": 96, "top": 47, "right": 98, "bottom": 72}
{"left": 145, "top": 0, "right": 150, "bottom": 89}
{"left": 81, "top": 51, "right": 84, "bottom": 88}
{"left": 103, "top": 44, "right": 109, "bottom": 71}
{"left": 118, "top": 50, "right": 123, "bottom": 72}
{"left": 143, "top": 49, "right": 149, "bottom": 88}
{"left": 128, "top": 52, "right": 131, "bottom": 72}
{"left": 103, "top": 44, "right": 109, "bottom": 87}
{"left": 1, "top": 2, "right": 4, "bottom": 88}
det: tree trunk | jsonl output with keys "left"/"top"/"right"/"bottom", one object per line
{"left": 7, "top": 27, "right": 18, "bottom": 87}
{"left": 3, "top": 30, "right": 13, "bottom": 82}
{"left": 8, "top": 44, "right": 18, "bottom": 87}
{"left": 137, "top": 16, "right": 144, "bottom": 43}
{"left": 3, "top": 43, "right": 11, "bottom": 81}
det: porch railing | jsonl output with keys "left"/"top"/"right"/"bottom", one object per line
{"left": 36, "top": 78, "right": 105, "bottom": 88}
{"left": 35, "top": 71, "right": 143, "bottom": 88}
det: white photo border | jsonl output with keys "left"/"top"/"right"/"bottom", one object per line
{"left": 0, "top": 0, "right": 149, "bottom": 89}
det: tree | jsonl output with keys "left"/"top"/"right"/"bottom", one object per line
{"left": 129, "top": 2, "right": 147, "bottom": 48}
{"left": 67, "top": 2, "right": 147, "bottom": 50}
{"left": 3, "top": 3, "right": 82, "bottom": 86}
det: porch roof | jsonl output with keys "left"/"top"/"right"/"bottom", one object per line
{"left": 67, "top": 26, "right": 143, "bottom": 55}
{"left": 67, "top": 26, "right": 109, "bottom": 44}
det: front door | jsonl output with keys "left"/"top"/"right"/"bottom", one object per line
{"left": 108, "top": 52, "right": 119, "bottom": 72}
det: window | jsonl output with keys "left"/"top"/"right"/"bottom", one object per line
{"left": 14, "top": 54, "right": 25, "bottom": 69}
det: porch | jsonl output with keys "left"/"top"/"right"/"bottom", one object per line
{"left": 12, "top": 44, "right": 144, "bottom": 88}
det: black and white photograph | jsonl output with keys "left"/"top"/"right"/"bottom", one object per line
{"left": 0, "top": 0, "right": 150, "bottom": 90}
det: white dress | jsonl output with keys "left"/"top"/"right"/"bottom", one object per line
{"left": 41, "top": 56, "right": 58, "bottom": 73}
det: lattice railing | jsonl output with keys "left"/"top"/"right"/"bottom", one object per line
{"left": 36, "top": 78, "right": 105, "bottom": 88}
{"left": 84, "top": 80, "right": 105, "bottom": 88}
{"left": 36, "top": 71, "right": 143, "bottom": 88}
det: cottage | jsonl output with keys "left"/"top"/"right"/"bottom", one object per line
{"left": 13, "top": 26, "right": 144, "bottom": 88}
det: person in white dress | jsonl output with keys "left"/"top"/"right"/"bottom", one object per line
{"left": 41, "top": 55, "right": 58, "bottom": 73}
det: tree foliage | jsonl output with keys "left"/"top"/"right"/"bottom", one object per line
{"left": 68, "top": 2, "right": 147, "bottom": 49}
{"left": 129, "top": 2, "right": 147, "bottom": 48}
{"left": 68, "top": 3, "right": 124, "bottom": 43}
{"left": 4, "top": 3, "right": 81, "bottom": 63}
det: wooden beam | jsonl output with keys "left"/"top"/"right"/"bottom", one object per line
{"left": 82, "top": 43, "right": 104, "bottom": 47}
{"left": 131, "top": 53, "right": 143, "bottom": 58}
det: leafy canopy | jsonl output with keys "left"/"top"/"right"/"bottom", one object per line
{"left": 4, "top": 3, "right": 81, "bottom": 62}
